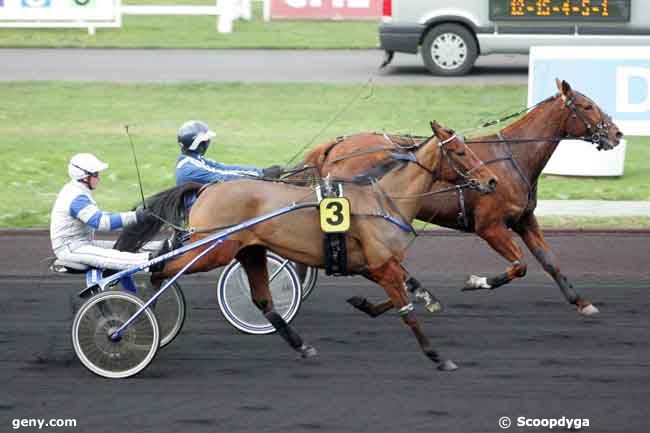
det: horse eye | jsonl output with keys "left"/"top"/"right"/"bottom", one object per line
{"left": 585, "top": 105, "right": 593, "bottom": 110}
{"left": 455, "top": 148, "right": 466, "bottom": 156}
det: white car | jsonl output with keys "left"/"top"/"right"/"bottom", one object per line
{"left": 380, "top": 0, "right": 650, "bottom": 76}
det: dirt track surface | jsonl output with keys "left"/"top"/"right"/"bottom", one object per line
{"left": 1, "top": 231, "right": 648, "bottom": 433}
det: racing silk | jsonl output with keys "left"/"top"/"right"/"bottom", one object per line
{"left": 50, "top": 180, "right": 137, "bottom": 253}
{"left": 175, "top": 152, "right": 262, "bottom": 186}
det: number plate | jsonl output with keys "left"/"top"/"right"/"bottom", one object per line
{"left": 319, "top": 197, "right": 351, "bottom": 233}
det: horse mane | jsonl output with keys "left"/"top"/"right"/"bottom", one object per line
{"left": 114, "top": 182, "right": 203, "bottom": 253}
{"left": 347, "top": 159, "right": 401, "bottom": 185}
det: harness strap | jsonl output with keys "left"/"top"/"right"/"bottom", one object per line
{"left": 499, "top": 132, "right": 533, "bottom": 197}
{"left": 330, "top": 146, "right": 406, "bottom": 164}
{"left": 479, "top": 132, "right": 537, "bottom": 220}
{"left": 371, "top": 179, "right": 417, "bottom": 235}
{"left": 321, "top": 136, "right": 346, "bottom": 168}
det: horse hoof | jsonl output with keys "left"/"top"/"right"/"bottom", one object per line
{"left": 438, "top": 360, "right": 458, "bottom": 372}
{"left": 463, "top": 275, "right": 491, "bottom": 291}
{"left": 579, "top": 303, "right": 599, "bottom": 316}
{"left": 346, "top": 296, "right": 367, "bottom": 309}
{"left": 299, "top": 344, "right": 318, "bottom": 359}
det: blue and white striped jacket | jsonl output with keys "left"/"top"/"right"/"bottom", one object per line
{"left": 175, "top": 152, "right": 262, "bottom": 207}
{"left": 50, "top": 180, "right": 137, "bottom": 252}
{"left": 175, "top": 152, "right": 262, "bottom": 186}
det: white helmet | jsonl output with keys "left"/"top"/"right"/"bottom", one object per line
{"left": 177, "top": 120, "right": 216, "bottom": 155}
{"left": 68, "top": 153, "right": 109, "bottom": 180}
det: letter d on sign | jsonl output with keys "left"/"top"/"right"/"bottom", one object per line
{"left": 617, "top": 66, "right": 650, "bottom": 113}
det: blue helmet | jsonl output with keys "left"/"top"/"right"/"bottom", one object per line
{"left": 177, "top": 120, "right": 216, "bottom": 155}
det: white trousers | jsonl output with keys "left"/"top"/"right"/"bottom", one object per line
{"left": 55, "top": 240, "right": 159, "bottom": 271}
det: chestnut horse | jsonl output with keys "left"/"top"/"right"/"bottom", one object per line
{"left": 117, "top": 122, "right": 497, "bottom": 370}
{"left": 299, "top": 79, "right": 623, "bottom": 317}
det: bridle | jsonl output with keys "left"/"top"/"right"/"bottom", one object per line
{"left": 393, "top": 132, "right": 488, "bottom": 192}
{"left": 465, "top": 92, "right": 617, "bottom": 149}
{"left": 437, "top": 132, "right": 487, "bottom": 186}
{"left": 563, "top": 92, "right": 615, "bottom": 150}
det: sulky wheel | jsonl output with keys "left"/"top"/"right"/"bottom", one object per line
{"left": 288, "top": 256, "right": 319, "bottom": 300}
{"left": 72, "top": 291, "right": 160, "bottom": 379}
{"left": 132, "top": 275, "right": 186, "bottom": 348}
{"left": 217, "top": 252, "right": 302, "bottom": 335}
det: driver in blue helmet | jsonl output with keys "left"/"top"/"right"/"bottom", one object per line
{"left": 175, "top": 120, "right": 283, "bottom": 189}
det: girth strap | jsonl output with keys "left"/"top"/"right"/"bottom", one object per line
{"left": 456, "top": 185, "right": 469, "bottom": 231}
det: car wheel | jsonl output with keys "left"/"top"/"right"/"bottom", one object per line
{"left": 422, "top": 23, "right": 478, "bottom": 76}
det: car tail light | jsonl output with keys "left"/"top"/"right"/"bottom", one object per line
{"left": 382, "top": 0, "right": 392, "bottom": 18}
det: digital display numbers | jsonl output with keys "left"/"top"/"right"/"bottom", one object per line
{"left": 490, "top": 0, "right": 631, "bottom": 21}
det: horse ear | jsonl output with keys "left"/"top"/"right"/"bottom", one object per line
{"left": 430, "top": 120, "right": 440, "bottom": 136}
{"left": 555, "top": 78, "right": 573, "bottom": 96}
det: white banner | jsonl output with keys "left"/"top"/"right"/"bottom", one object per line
{"left": 0, "top": 0, "right": 120, "bottom": 29}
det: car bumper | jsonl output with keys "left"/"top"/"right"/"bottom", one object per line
{"left": 379, "top": 24, "right": 425, "bottom": 54}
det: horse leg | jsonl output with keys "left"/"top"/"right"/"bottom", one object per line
{"left": 294, "top": 262, "right": 308, "bottom": 282}
{"left": 463, "top": 224, "right": 527, "bottom": 291}
{"left": 515, "top": 213, "right": 598, "bottom": 316}
{"left": 346, "top": 296, "right": 394, "bottom": 318}
{"left": 365, "top": 258, "right": 457, "bottom": 371}
{"left": 405, "top": 272, "right": 444, "bottom": 313}
{"left": 236, "top": 245, "right": 317, "bottom": 358}
{"left": 347, "top": 266, "right": 442, "bottom": 317}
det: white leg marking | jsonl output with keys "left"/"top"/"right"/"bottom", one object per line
{"left": 579, "top": 304, "right": 600, "bottom": 316}
{"left": 466, "top": 275, "right": 492, "bottom": 289}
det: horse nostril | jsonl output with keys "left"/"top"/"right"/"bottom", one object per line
{"left": 616, "top": 131, "right": 623, "bottom": 139}
{"left": 488, "top": 178, "right": 498, "bottom": 190}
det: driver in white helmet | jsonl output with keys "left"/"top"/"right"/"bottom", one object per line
{"left": 50, "top": 153, "right": 158, "bottom": 271}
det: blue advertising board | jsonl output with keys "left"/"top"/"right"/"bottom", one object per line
{"left": 529, "top": 46, "right": 650, "bottom": 136}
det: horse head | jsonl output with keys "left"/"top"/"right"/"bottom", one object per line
{"left": 556, "top": 79, "right": 624, "bottom": 151}
{"left": 430, "top": 120, "right": 498, "bottom": 194}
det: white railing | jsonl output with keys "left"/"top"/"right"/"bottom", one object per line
{"left": 0, "top": 0, "right": 251, "bottom": 34}
{"left": 122, "top": 0, "right": 251, "bottom": 33}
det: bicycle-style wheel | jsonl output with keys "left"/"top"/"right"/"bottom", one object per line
{"left": 217, "top": 253, "right": 302, "bottom": 335}
{"left": 132, "top": 275, "right": 186, "bottom": 348}
{"left": 293, "top": 260, "right": 318, "bottom": 300}
{"left": 72, "top": 291, "right": 159, "bottom": 379}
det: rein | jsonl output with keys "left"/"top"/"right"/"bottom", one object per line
{"left": 329, "top": 145, "right": 417, "bottom": 164}
{"left": 384, "top": 182, "right": 475, "bottom": 200}
{"left": 477, "top": 95, "right": 555, "bottom": 130}
{"left": 466, "top": 92, "right": 613, "bottom": 148}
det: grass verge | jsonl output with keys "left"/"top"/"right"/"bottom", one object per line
{"left": 2, "top": 82, "right": 648, "bottom": 228}
{"left": 0, "top": 3, "right": 379, "bottom": 49}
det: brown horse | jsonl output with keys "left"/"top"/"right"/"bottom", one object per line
{"left": 117, "top": 121, "right": 497, "bottom": 370}
{"left": 300, "top": 79, "right": 623, "bottom": 317}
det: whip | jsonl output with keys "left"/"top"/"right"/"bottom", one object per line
{"left": 124, "top": 124, "right": 147, "bottom": 209}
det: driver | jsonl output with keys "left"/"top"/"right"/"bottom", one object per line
{"left": 175, "top": 121, "right": 283, "bottom": 206}
{"left": 50, "top": 153, "right": 160, "bottom": 271}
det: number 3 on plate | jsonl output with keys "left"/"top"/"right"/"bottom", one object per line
{"left": 319, "top": 198, "right": 351, "bottom": 233}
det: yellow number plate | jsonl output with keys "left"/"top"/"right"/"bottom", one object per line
{"left": 319, "top": 197, "right": 351, "bottom": 233}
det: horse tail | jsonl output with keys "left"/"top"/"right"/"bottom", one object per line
{"left": 114, "top": 182, "right": 203, "bottom": 253}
